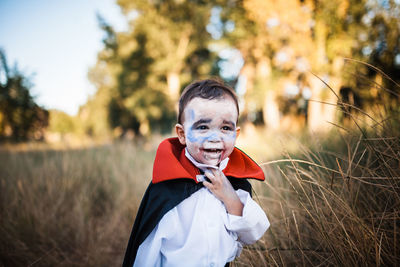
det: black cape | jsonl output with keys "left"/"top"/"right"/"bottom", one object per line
{"left": 122, "top": 177, "right": 252, "bottom": 267}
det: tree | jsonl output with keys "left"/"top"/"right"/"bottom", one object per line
{"left": 0, "top": 49, "right": 48, "bottom": 141}
{"left": 219, "top": 0, "right": 373, "bottom": 131}
{"left": 48, "top": 110, "right": 76, "bottom": 135}
{"left": 87, "top": 1, "right": 216, "bottom": 136}
{"left": 218, "top": 0, "right": 314, "bottom": 129}
{"left": 355, "top": 0, "right": 400, "bottom": 112}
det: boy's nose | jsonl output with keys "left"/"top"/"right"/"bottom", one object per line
{"left": 206, "top": 132, "right": 222, "bottom": 142}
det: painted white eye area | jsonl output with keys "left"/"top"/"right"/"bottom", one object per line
{"left": 195, "top": 125, "right": 208, "bottom": 130}
{"left": 222, "top": 126, "right": 233, "bottom": 131}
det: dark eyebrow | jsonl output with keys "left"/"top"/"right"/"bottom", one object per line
{"left": 223, "top": 120, "right": 235, "bottom": 128}
{"left": 191, "top": 119, "right": 211, "bottom": 129}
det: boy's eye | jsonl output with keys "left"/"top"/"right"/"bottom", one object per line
{"left": 222, "top": 126, "right": 233, "bottom": 131}
{"left": 196, "top": 125, "right": 208, "bottom": 130}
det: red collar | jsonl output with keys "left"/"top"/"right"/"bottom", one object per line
{"left": 152, "top": 137, "right": 265, "bottom": 184}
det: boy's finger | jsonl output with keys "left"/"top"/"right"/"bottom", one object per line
{"left": 211, "top": 169, "right": 221, "bottom": 178}
{"left": 207, "top": 171, "right": 222, "bottom": 187}
{"left": 203, "top": 181, "right": 213, "bottom": 190}
{"left": 214, "top": 169, "right": 227, "bottom": 180}
{"left": 209, "top": 169, "right": 223, "bottom": 181}
{"left": 204, "top": 170, "right": 216, "bottom": 181}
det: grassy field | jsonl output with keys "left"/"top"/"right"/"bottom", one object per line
{"left": 1, "top": 111, "right": 399, "bottom": 266}
{"left": 0, "top": 140, "right": 156, "bottom": 266}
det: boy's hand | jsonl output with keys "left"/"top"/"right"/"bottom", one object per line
{"left": 203, "top": 169, "right": 244, "bottom": 216}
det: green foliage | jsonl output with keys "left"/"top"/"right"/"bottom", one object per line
{"left": 82, "top": 0, "right": 400, "bottom": 137}
{"left": 85, "top": 2, "right": 216, "bottom": 137}
{"left": 0, "top": 49, "right": 48, "bottom": 141}
{"left": 48, "top": 110, "right": 76, "bottom": 134}
{"left": 362, "top": 1, "right": 400, "bottom": 95}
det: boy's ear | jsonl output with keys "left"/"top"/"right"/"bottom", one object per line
{"left": 175, "top": 124, "right": 186, "bottom": 145}
{"left": 236, "top": 127, "right": 241, "bottom": 138}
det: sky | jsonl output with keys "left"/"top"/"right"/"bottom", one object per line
{"left": 0, "top": 0, "right": 127, "bottom": 115}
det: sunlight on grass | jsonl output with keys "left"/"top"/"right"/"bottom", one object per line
{"left": 1, "top": 105, "right": 399, "bottom": 266}
{"left": 0, "top": 142, "right": 155, "bottom": 266}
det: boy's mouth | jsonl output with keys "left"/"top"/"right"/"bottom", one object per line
{"left": 202, "top": 148, "right": 223, "bottom": 159}
{"left": 203, "top": 148, "right": 222, "bottom": 153}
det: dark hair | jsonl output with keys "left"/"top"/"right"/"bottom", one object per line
{"left": 178, "top": 79, "right": 239, "bottom": 124}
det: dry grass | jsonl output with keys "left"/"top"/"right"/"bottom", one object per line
{"left": 0, "top": 141, "right": 156, "bottom": 266}
{"left": 240, "top": 126, "right": 400, "bottom": 266}
{"left": 234, "top": 73, "right": 400, "bottom": 266}
{"left": 1, "top": 82, "right": 400, "bottom": 266}
{"left": 2, "top": 116, "right": 399, "bottom": 266}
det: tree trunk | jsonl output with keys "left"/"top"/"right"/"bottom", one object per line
{"left": 166, "top": 33, "right": 190, "bottom": 102}
{"left": 263, "top": 89, "right": 280, "bottom": 130}
{"left": 167, "top": 72, "right": 181, "bottom": 102}
{"left": 307, "top": 20, "right": 331, "bottom": 132}
{"left": 307, "top": 75, "right": 326, "bottom": 131}
{"left": 307, "top": 73, "right": 341, "bottom": 132}
{"left": 239, "top": 62, "right": 256, "bottom": 118}
{"left": 256, "top": 58, "right": 280, "bottom": 130}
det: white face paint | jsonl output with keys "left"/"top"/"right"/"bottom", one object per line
{"left": 181, "top": 96, "right": 239, "bottom": 166}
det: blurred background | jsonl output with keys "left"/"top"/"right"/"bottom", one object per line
{"left": 1, "top": 0, "right": 399, "bottom": 144}
{"left": 1, "top": 0, "right": 400, "bottom": 266}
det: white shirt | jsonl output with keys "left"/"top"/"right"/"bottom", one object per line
{"left": 134, "top": 152, "right": 270, "bottom": 267}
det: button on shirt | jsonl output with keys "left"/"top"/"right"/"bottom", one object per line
{"left": 134, "top": 151, "right": 270, "bottom": 267}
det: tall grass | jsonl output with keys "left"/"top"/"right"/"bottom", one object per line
{"left": 235, "top": 70, "right": 400, "bottom": 266}
{"left": 0, "top": 142, "right": 156, "bottom": 266}
{"left": 240, "top": 129, "right": 400, "bottom": 266}
{"left": 2, "top": 117, "right": 398, "bottom": 266}
{"left": 1, "top": 72, "right": 399, "bottom": 266}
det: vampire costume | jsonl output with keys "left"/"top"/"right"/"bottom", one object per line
{"left": 122, "top": 137, "right": 265, "bottom": 267}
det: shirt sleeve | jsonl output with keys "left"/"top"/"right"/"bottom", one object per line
{"left": 134, "top": 208, "right": 178, "bottom": 267}
{"left": 224, "top": 189, "right": 270, "bottom": 245}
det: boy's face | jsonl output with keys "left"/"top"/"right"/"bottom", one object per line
{"left": 176, "top": 96, "right": 240, "bottom": 166}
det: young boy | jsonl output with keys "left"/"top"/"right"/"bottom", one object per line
{"left": 123, "top": 79, "right": 269, "bottom": 267}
